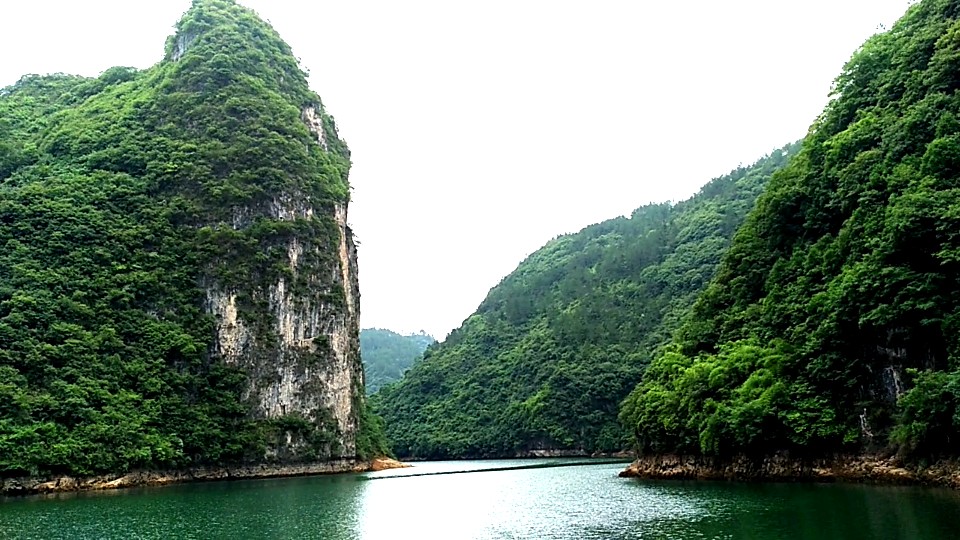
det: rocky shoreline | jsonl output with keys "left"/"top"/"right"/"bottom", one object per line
{"left": 1, "top": 457, "right": 411, "bottom": 497}
{"left": 619, "top": 453, "right": 960, "bottom": 488}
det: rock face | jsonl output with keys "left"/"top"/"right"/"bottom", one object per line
{"left": 366, "top": 458, "right": 412, "bottom": 472}
{"left": 176, "top": 0, "right": 365, "bottom": 463}
{"left": 204, "top": 161, "right": 362, "bottom": 459}
{"left": 0, "top": 456, "right": 410, "bottom": 497}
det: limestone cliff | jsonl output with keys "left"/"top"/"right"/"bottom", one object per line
{"left": 169, "top": 1, "right": 366, "bottom": 462}
{"left": 204, "top": 193, "right": 362, "bottom": 460}
{"left": 0, "top": 0, "right": 379, "bottom": 481}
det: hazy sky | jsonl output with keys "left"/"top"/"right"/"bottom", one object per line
{"left": 2, "top": 0, "right": 911, "bottom": 339}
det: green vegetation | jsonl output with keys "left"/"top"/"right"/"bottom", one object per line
{"left": 375, "top": 145, "right": 797, "bottom": 458}
{"left": 0, "top": 0, "right": 379, "bottom": 478}
{"left": 355, "top": 399, "right": 392, "bottom": 460}
{"left": 621, "top": 0, "right": 960, "bottom": 460}
{"left": 360, "top": 329, "right": 435, "bottom": 394}
{"left": 8, "top": 0, "right": 956, "bottom": 481}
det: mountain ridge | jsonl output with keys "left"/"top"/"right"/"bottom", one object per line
{"left": 375, "top": 144, "right": 797, "bottom": 458}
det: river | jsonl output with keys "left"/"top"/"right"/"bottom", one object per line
{"left": 3, "top": 459, "right": 960, "bottom": 539}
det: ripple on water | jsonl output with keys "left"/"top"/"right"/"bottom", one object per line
{"left": 6, "top": 460, "right": 960, "bottom": 540}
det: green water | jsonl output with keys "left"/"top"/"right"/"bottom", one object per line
{"left": 3, "top": 459, "right": 960, "bottom": 539}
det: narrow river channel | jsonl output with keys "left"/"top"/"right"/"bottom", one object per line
{"left": 3, "top": 459, "right": 960, "bottom": 539}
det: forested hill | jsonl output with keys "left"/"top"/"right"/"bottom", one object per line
{"left": 0, "top": 0, "right": 387, "bottom": 479}
{"left": 375, "top": 144, "right": 798, "bottom": 459}
{"left": 621, "top": 0, "right": 960, "bottom": 460}
{"left": 360, "top": 329, "right": 435, "bottom": 394}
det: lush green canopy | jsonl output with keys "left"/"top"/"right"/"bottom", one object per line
{"left": 621, "top": 0, "right": 960, "bottom": 460}
{"left": 375, "top": 145, "right": 796, "bottom": 458}
{"left": 360, "top": 329, "right": 435, "bottom": 395}
{"left": 0, "top": 0, "right": 380, "bottom": 478}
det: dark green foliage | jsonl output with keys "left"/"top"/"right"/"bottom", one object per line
{"left": 622, "top": 0, "right": 960, "bottom": 460}
{"left": 0, "top": 0, "right": 378, "bottom": 477}
{"left": 375, "top": 145, "right": 796, "bottom": 459}
{"left": 360, "top": 329, "right": 435, "bottom": 394}
{"left": 355, "top": 399, "right": 392, "bottom": 461}
{"left": 264, "top": 413, "right": 342, "bottom": 462}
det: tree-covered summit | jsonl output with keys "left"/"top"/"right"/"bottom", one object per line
{"left": 0, "top": 0, "right": 380, "bottom": 478}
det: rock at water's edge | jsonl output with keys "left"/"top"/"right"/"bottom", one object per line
{"left": 363, "top": 457, "right": 412, "bottom": 472}
{"left": 2, "top": 460, "right": 360, "bottom": 497}
{"left": 619, "top": 454, "right": 960, "bottom": 488}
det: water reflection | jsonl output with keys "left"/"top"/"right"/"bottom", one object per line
{"left": 629, "top": 481, "right": 960, "bottom": 540}
{"left": 3, "top": 461, "right": 960, "bottom": 539}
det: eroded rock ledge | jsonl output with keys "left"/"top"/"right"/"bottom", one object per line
{"left": 366, "top": 457, "right": 411, "bottom": 472}
{"left": 2, "top": 458, "right": 410, "bottom": 497}
{"left": 619, "top": 454, "right": 960, "bottom": 488}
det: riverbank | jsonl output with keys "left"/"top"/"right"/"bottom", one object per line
{"left": 400, "top": 450, "right": 634, "bottom": 461}
{"left": 1, "top": 457, "right": 410, "bottom": 497}
{"left": 619, "top": 453, "right": 960, "bottom": 488}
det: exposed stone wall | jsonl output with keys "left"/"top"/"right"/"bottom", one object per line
{"left": 301, "top": 105, "right": 329, "bottom": 151}
{"left": 171, "top": 29, "right": 199, "bottom": 61}
{"left": 201, "top": 108, "right": 362, "bottom": 461}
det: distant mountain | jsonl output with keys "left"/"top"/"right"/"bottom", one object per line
{"left": 374, "top": 144, "right": 797, "bottom": 459}
{"left": 360, "top": 329, "right": 436, "bottom": 394}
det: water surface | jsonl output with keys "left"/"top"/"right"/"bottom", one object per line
{"left": 3, "top": 459, "right": 960, "bottom": 539}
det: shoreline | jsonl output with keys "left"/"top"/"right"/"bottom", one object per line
{"left": 399, "top": 450, "right": 634, "bottom": 462}
{"left": 1, "top": 457, "right": 410, "bottom": 497}
{"left": 619, "top": 453, "right": 960, "bottom": 488}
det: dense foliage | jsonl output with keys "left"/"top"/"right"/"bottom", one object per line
{"left": 621, "top": 0, "right": 960, "bottom": 460}
{"left": 0, "top": 0, "right": 379, "bottom": 477}
{"left": 360, "top": 329, "right": 435, "bottom": 394}
{"left": 375, "top": 146, "right": 797, "bottom": 458}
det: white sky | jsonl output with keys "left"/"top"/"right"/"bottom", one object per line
{"left": 2, "top": 0, "right": 912, "bottom": 339}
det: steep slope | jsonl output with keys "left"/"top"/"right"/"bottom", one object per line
{"left": 360, "top": 329, "right": 435, "bottom": 394}
{"left": 375, "top": 145, "right": 796, "bottom": 458}
{"left": 0, "top": 0, "right": 384, "bottom": 478}
{"left": 621, "top": 0, "right": 960, "bottom": 460}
